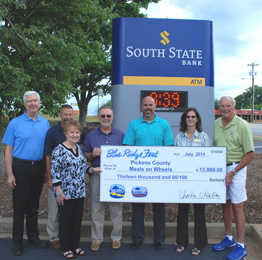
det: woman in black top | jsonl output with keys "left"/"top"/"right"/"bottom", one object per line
{"left": 51, "top": 120, "right": 100, "bottom": 259}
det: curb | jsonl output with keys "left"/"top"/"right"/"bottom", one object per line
{"left": 1, "top": 218, "right": 262, "bottom": 248}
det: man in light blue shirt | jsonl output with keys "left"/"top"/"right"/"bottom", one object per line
{"left": 123, "top": 96, "right": 174, "bottom": 251}
{"left": 2, "top": 91, "right": 50, "bottom": 256}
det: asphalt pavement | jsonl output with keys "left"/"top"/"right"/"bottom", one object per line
{"left": 0, "top": 238, "right": 231, "bottom": 260}
{"left": 254, "top": 141, "right": 262, "bottom": 154}
{"left": 247, "top": 123, "right": 262, "bottom": 153}
{"left": 249, "top": 123, "right": 262, "bottom": 136}
{"left": 1, "top": 221, "right": 261, "bottom": 260}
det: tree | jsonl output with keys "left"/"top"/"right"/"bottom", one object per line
{"left": 68, "top": 0, "right": 160, "bottom": 126}
{"left": 0, "top": 0, "right": 84, "bottom": 138}
{"left": 235, "top": 85, "right": 262, "bottom": 110}
{"left": 0, "top": 0, "right": 160, "bottom": 130}
{"left": 103, "top": 100, "right": 111, "bottom": 107}
{"left": 214, "top": 99, "right": 219, "bottom": 110}
{"left": 0, "top": 51, "right": 30, "bottom": 138}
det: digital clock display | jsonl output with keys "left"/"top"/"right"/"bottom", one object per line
{"left": 141, "top": 91, "right": 188, "bottom": 112}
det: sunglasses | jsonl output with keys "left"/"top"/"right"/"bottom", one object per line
{"left": 100, "top": 114, "right": 112, "bottom": 118}
{"left": 186, "top": 115, "right": 196, "bottom": 119}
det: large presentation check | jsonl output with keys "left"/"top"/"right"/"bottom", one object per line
{"left": 100, "top": 146, "right": 226, "bottom": 203}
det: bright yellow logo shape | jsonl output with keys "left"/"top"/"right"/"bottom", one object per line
{"left": 160, "top": 31, "right": 170, "bottom": 45}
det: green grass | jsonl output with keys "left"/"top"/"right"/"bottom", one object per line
{"left": 253, "top": 135, "right": 262, "bottom": 141}
{"left": 42, "top": 114, "right": 99, "bottom": 122}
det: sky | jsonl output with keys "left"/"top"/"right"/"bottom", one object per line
{"left": 141, "top": 0, "right": 262, "bottom": 99}
{"left": 73, "top": 0, "right": 262, "bottom": 114}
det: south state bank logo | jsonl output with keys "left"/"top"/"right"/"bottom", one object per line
{"left": 160, "top": 30, "right": 170, "bottom": 45}
{"left": 126, "top": 29, "right": 203, "bottom": 67}
{"left": 109, "top": 184, "right": 125, "bottom": 199}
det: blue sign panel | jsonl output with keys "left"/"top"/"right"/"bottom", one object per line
{"left": 112, "top": 18, "right": 214, "bottom": 87}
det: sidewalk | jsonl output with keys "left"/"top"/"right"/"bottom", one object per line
{"left": 1, "top": 218, "right": 262, "bottom": 259}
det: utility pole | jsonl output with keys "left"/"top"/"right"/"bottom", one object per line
{"left": 97, "top": 88, "right": 103, "bottom": 114}
{"left": 247, "top": 62, "right": 259, "bottom": 122}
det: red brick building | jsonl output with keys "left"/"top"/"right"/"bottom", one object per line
{"left": 215, "top": 109, "right": 262, "bottom": 123}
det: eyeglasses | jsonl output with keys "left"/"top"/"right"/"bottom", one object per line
{"left": 100, "top": 114, "right": 112, "bottom": 118}
{"left": 186, "top": 115, "right": 196, "bottom": 119}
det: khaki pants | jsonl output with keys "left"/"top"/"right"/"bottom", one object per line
{"left": 47, "top": 189, "right": 59, "bottom": 242}
{"left": 90, "top": 173, "right": 123, "bottom": 242}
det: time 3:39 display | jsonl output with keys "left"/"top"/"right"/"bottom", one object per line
{"left": 141, "top": 90, "right": 188, "bottom": 112}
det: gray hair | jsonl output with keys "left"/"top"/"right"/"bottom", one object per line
{"left": 219, "top": 96, "right": 235, "bottom": 106}
{"left": 23, "top": 91, "right": 40, "bottom": 103}
{"left": 98, "top": 106, "right": 113, "bottom": 115}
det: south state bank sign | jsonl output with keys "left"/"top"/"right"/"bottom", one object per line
{"left": 111, "top": 18, "right": 214, "bottom": 138}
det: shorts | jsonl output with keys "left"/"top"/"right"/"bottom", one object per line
{"left": 226, "top": 163, "right": 247, "bottom": 204}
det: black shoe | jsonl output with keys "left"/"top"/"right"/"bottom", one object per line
{"left": 154, "top": 242, "right": 164, "bottom": 251}
{"left": 130, "top": 241, "right": 143, "bottom": 250}
{"left": 13, "top": 243, "right": 23, "bottom": 256}
{"left": 28, "top": 238, "right": 49, "bottom": 248}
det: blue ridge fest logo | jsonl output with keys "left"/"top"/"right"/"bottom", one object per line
{"left": 109, "top": 184, "right": 125, "bottom": 199}
{"left": 132, "top": 187, "right": 148, "bottom": 198}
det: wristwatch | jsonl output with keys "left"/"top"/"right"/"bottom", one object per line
{"left": 232, "top": 169, "right": 237, "bottom": 175}
{"left": 56, "top": 191, "right": 63, "bottom": 196}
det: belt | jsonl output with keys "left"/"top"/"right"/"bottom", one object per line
{"left": 227, "top": 161, "right": 240, "bottom": 166}
{"left": 13, "top": 158, "right": 43, "bottom": 166}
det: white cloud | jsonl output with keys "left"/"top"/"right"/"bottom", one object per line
{"left": 141, "top": 0, "right": 191, "bottom": 19}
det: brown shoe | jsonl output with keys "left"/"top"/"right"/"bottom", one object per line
{"left": 51, "top": 240, "right": 61, "bottom": 250}
{"left": 112, "top": 240, "right": 121, "bottom": 250}
{"left": 90, "top": 241, "right": 101, "bottom": 251}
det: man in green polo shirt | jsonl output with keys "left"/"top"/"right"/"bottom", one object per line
{"left": 213, "top": 96, "right": 255, "bottom": 260}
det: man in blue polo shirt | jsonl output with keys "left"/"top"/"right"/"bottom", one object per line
{"left": 123, "top": 96, "right": 174, "bottom": 251}
{"left": 83, "top": 106, "right": 125, "bottom": 252}
{"left": 3, "top": 91, "right": 50, "bottom": 256}
{"left": 44, "top": 104, "right": 85, "bottom": 249}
